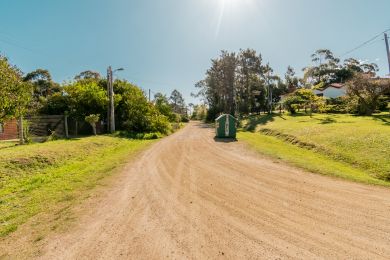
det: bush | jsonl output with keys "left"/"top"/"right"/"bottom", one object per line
{"left": 320, "top": 97, "right": 348, "bottom": 113}
{"left": 283, "top": 89, "right": 326, "bottom": 115}
{"left": 116, "top": 131, "right": 162, "bottom": 140}
{"left": 115, "top": 81, "right": 172, "bottom": 134}
{"left": 46, "top": 130, "right": 59, "bottom": 142}
{"left": 143, "top": 132, "right": 161, "bottom": 139}
{"left": 378, "top": 96, "right": 389, "bottom": 111}
{"left": 180, "top": 114, "right": 190, "bottom": 122}
{"left": 169, "top": 113, "right": 181, "bottom": 123}
{"left": 194, "top": 105, "right": 207, "bottom": 121}
{"left": 345, "top": 74, "right": 390, "bottom": 115}
{"left": 206, "top": 106, "right": 219, "bottom": 122}
{"left": 85, "top": 114, "right": 100, "bottom": 135}
{"left": 283, "top": 95, "right": 303, "bottom": 114}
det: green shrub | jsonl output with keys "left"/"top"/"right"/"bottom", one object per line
{"left": 180, "top": 114, "right": 190, "bottom": 122}
{"left": 283, "top": 95, "right": 303, "bottom": 114}
{"left": 320, "top": 97, "right": 348, "bottom": 113}
{"left": 85, "top": 114, "right": 100, "bottom": 135}
{"left": 170, "top": 113, "right": 181, "bottom": 123}
{"left": 378, "top": 96, "right": 389, "bottom": 111}
{"left": 116, "top": 131, "right": 162, "bottom": 140}
{"left": 115, "top": 82, "right": 172, "bottom": 134}
{"left": 143, "top": 132, "right": 161, "bottom": 139}
{"left": 46, "top": 130, "right": 59, "bottom": 142}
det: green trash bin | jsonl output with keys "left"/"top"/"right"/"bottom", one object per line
{"left": 215, "top": 114, "right": 237, "bottom": 138}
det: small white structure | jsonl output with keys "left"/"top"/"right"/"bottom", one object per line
{"left": 313, "top": 83, "right": 346, "bottom": 99}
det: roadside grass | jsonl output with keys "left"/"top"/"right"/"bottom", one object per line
{"left": 0, "top": 141, "right": 17, "bottom": 150}
{"left": 0, "top": 136, "right": 154, "bottom": 237}
{"left": 239, "top": 112, "right": 390, "bottom": 185}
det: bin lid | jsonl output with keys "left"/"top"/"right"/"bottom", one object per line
{"left": 215, "top": 114, "right": 236, "bottom": 121}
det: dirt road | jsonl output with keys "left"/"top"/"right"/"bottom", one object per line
{"left": 38, "top": 122, "right": 390, "bottom": 259}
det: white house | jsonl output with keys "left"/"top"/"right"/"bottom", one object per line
{"left": 313, "top": 83, "right": 346, "bottom": 99}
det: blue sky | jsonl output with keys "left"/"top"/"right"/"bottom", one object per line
{"left": 1, "top": 0, "right": 389, "bottom": 104}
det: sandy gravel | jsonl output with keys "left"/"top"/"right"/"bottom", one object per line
{"left": 25, "top": 122, "right": 390, "bottom": 259}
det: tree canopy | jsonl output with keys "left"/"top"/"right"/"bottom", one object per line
{"left": 0, "top": 56, "right": 32, "bottom": 122}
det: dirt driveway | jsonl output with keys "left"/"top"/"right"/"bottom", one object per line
{"left": 14, "top": 122, "right": 390, "bottom": 259}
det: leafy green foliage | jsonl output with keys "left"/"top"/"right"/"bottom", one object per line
{"left": 282, "top": 95, "right": 304, "bottom": 114}
{"left": 191, "top": 104, "right": 207, "bottom": 121}
{"left": 169, "top": 89, "right": 186, "bottom": 114}
{"left": 115, "top": 81, "right": 171, "bottom": 134}
{"left": 282, "top": 89, "right": 323, "bottom": 114}
{"left": 321, "top": 97, "right": 349, "bottom": 113}
{"left": 303, "top": 49, "right": 379, "bottom": 87}
{"left": 85, "top": 114, "right": 100, "bottom": 135}
{"left": 194, "top": 49, "right": 290, "bottom": 119}
{"left": 64, "top": 81, "right": 108, "bottom": 120}
{"left": 40, "top": 92, "right": 70, "bottom": 115}
{"left": 74, "top": 70, "right": 101, "bottom": 81}
{"left": 154, "top": 93, "right": 176, "bottom": 121}
{"left": 0, "top": 56, "right": 32, "bottom": 122}
{"left": 85, "top": 114, "right": 100, "bottom": 124}
{"left": 23, "top": 69, "right": 61, "bottom": 114}
{"left": 345, "top": 73, "right": 390, "bottom": 115}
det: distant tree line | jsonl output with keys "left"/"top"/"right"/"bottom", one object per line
{"left": 194, "top": 48, "right": 390, "bottom": 119}
{"left": 193, "top": 49, "right": 289, "bottom": 121}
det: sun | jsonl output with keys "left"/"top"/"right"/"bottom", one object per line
{"left": 218, "top": 0, "right": 241, "bottom": 8}
{"left": 214, "top": 0, "right": 254, "bottom": 38}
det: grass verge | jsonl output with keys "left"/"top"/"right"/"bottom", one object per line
{"left": 239, "top": 112, "right": 390, "bottom": 186}
{"left": 0, "top": 136, "right": 155, "bottom": 237}
{"left": 238, "top": 131, "right": 389, "bottom": 187}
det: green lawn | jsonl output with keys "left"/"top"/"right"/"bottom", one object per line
{"left": 0, "top": 136, "right": 154, "bottom": 237}
{"left": 239, "top": 112, "right": 390, "bottom": 185}
{"left": 0, "top": 141, "right": 17, "bottom": 150}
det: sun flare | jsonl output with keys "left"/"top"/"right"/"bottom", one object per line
{"left": 217, "top": 0, "right": 253, "bottom": 8}
{"left": 214, "top": 0, "right": 255, "bottom": 38}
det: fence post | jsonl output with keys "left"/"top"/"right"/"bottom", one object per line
{"left": 64, "top": 114, "right": 69, "bottom": 138}
{"left": 18, "top": 116, "right": 24, "bottom": 145}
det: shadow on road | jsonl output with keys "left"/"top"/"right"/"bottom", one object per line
{"left": 213, "top": 137, "right": 237, "bottom": 143}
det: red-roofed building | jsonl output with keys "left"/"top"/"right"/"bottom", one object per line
{"left": 313, "top": 83, "right": 346, "bottom": 98}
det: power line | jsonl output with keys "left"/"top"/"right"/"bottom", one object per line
{"left": 0, "top": 37, "right": 39, "bottom": 54}
{"left": 341, "top": 28, "right": 390, "bottom": 57}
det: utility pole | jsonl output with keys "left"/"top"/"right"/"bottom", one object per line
{"left": 107, "top": 66, "right": 115, "bottom": 133}
{"left": 106, "top": 68, "right": 111, "bottom": 132}
{"left": 106, "top": 66, "right": 124, "bottom": 133}
{"left": 149, "top": 89, "right": 151, "bottom": 102}
{"left": 266, "top": 70, "right": 272, "bottom": 115}
{"left": 384, "top": 33, "right": 390, "bottom": 75}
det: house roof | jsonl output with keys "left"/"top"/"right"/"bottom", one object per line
{"left": 328, "top": 83, "right": 344, "bottom": 89}
{"left": 314, "top": 83, "right": 345, "bottom": 92}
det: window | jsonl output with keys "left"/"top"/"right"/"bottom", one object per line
{"left": 0, "top": 123, "right": 3, "bottom": 134}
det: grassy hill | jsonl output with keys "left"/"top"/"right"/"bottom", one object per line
{"left": 239, "top": 113, "right": 390, "bottom": 186}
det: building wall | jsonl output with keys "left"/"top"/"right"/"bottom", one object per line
{"left": 0, "top": 119, "right": 18, "bottom": 140}
{"left": 314, "top": 87, "right": 346, "bottom": 99}
{"left": 322, "top": 87, "right": 346, "bottom": 98}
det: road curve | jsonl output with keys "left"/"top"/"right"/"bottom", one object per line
{"left": 40, "top": 122, "right": 390, "bottom": 259}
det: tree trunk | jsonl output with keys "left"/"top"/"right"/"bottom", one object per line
{"left": 92, "top": 123, "right": 97, "bottom": 135}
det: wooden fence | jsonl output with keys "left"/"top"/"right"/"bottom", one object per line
{"left": 0, "top": 115, "right": 106, "bottom": 141}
